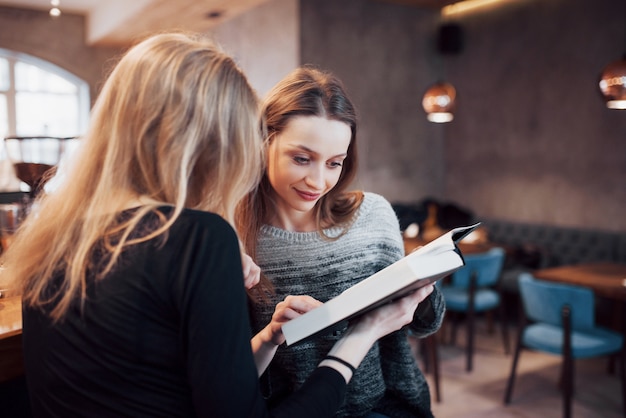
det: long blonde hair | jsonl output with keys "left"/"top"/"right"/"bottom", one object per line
{"left": 0, "top": 32, "right": 263, "bottom": 320}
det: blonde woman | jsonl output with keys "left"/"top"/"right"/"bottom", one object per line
{"left": 0, "top": 33, "right": 430, "bottom": 417}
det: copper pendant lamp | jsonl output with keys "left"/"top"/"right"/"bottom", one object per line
{"left": 598, "top": 0, "right": 626, "bottom": 109}
{"left": 599, "top": 55, "right": 626, "bottom": 109}
{"left": 422, "top": 81, "right": 456, "bottom": 123}
{"left": 423, "top": 24, "right": 462, "bottom": 123}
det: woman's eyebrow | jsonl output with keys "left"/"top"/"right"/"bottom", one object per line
{"left": 285, "top": 144, "right": 319, "bottom": 157}
{"left": 287, "top": 144, "right": 347, "bottom": 159}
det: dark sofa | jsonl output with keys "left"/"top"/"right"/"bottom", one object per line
{"left": 482, "top": 218, "right": 626, "bottom": 268}
{"left": 480, "top": 218, "right": 626, "bottom": 293}
{"left": 391, "top": 200, "right": 626, "bottom": 292}
{"left": 392, "top": 200, "right": 626, "bottom": 326}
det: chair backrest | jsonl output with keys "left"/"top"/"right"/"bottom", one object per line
{"left": 518, "top": 273, "right": 595, "bottom": 329}
{"left": 450, "top": 247, "right": 505, "bottom": 288}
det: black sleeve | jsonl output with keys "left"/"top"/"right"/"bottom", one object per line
{"left": 269, "top": 367, "right": 347, "bottom": 417}
{"left": 174, "top": 214, "right": 346, "bottom": 418}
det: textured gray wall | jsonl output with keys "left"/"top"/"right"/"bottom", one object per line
{"left": 212, "top": 0, "right": 300, "bottom": 99}
{"left": 299, "top": 0, "right": 626, "bottom": 232}
{"left": 442, "top": 0, "right": 626, "bottom": 231}
{"left": 2, "top": 0, "right": 624, "bottom": 232}
{"left": 300, "top": 0, "right": 446, "bottom": 202}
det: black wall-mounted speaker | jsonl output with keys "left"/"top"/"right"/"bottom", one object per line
{"left": 437, "top": 23, "right": 464, "bottom": 54}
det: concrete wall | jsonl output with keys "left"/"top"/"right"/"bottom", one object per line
{"left": 442, "top": 0, "right": 626, "bottom": 231}
{"left": 298, "top": 0, "right": 626, "bottom": 232}
{"left": 299, "top": 0, "right": 445, "bottom": 205}
{"left": 1, "top": 0, "right": 624, "bottom": 232}
{"left": 212, "top": 0, "right": 299, "bottom": 99}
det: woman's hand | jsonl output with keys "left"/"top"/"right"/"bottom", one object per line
{"left": 251, "top": 295, "right": 322, "bottom": 375}
{"left": 264, "top": 295, "right": 322, "bottom": 345}
{"left": 321, "top": 285, "right": 435, "bottom": 383}
{"left": 351, "top": 284, "right": 435, "bottom": 340}
{"left": 241, "top": 253, "right": 261, "bottom": 289}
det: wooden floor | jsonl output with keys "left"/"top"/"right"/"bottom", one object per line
{"left": 410, "top": 317, "right": 624, "bottom": 418}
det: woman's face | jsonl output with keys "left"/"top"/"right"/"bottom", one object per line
{"left": 266, "top": 115, "right": 351, "bottom": 229}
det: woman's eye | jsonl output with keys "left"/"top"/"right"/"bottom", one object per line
{"left": 328, "top": 161, "right": 343, "bottom": 168}
{"left": 293, "top": 156, "right": 309, "bottom": 164}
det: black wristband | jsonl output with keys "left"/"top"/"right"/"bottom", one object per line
{"left": 324, "top": 355, "right": 357, "bottom": 374}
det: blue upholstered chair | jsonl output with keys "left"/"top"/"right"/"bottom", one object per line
{"left": 504, "top": 273, "right": 626, "bottom": 418}
{"left": 440, "top": 247, "right": 509, "bottom": 371}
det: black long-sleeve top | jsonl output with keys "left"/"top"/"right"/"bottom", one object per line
{"left": 22, "top": 207, "right": 346, "bottom": 417}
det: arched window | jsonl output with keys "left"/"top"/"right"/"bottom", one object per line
{"left": 0, "top": 50, "right": 89, "bottom": 192}
{"left": 0, "top": 49, "right": 89, "bottom": 139}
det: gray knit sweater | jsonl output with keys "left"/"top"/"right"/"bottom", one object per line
{"left": 249, "top": 192, "right": 445, "bottom": 418}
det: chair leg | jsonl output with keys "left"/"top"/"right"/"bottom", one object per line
{"left": 450, "top": 312, "right": 458, "bottom": 346}
{"left": 619, "top": 343, "right": 626, "bottom": 418}
{"left": 498, "top": 302, "right": 510, "bottom": 355}
{"left": 467, "top": 308, "right": 474, "bottom": 372}
{"left": 561, "top": 356, "right": 574, "bottom": 418}
{"left": 504, "top": 325, "right": 524, "bottom": 404}
{"left": 415, "top": 334, "right": 442, "bottom": 403}
{"left": 466, "top": 272, "right": 477, "bottom": 372}
{"left": 427, "top": 334, "right": 442, "bottom": 403}
{"left": 504, "top": 300, "right": 527, "bottom": 405}
{"left": 562, "top": 305, "right": 573, "bottom": 418}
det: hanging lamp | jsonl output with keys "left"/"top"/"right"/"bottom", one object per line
{"left": 598, "top": 0, "right": 626, "bottom": 109}
{"left": 49, "top": 0, "right": 61, "bottom": 18}
{"left": 599, "top": 55, "right": 626, "bottom": 109}
{"left": 422, "top": 81, "right": 456, "bottom": 123}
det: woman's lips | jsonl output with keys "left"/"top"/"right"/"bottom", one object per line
{"left": 295, "top": 190, "right": 321, "bottom": 201}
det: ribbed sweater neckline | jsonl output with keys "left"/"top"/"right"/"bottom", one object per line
{"left": 259, "top": 193, "right": 372, "bottom": 242}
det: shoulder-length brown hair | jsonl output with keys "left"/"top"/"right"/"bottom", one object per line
{"left": 237, "top": 65, "right": 363, "bottom": 299}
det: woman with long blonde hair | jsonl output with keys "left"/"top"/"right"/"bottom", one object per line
{"left": 0, "top": 33, "right": 431, "bottom": 417}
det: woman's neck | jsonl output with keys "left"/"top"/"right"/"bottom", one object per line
{"left": 267, "top": 208, "right": 317, "bottom": 232}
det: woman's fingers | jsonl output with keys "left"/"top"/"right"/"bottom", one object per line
{"left": 281, "top": 295, "right": 323, "bottom": 314}
{"left": 268, "top": 295, "right": 323, "bottom": 345}
{"left": 352, "top": 284, "right": 435, "bottom": 339}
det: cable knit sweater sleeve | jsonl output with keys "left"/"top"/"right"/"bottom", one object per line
{"left": 411, "top": 285, "right": 445, "bottom": 336}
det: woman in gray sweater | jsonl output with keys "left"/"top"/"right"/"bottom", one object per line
{"left": 238, "top": 66, "right": 445, "bottom": 418}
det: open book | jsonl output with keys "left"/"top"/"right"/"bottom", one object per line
{"left": 281, "top": 223, "right": 481, "bottom": 346}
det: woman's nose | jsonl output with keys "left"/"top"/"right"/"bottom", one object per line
{"left": 305, "top": 165, "right": 325, "bottom": 188}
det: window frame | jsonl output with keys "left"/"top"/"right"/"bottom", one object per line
{"left": 0, "top": 48, "right": 90, "bottom": 139}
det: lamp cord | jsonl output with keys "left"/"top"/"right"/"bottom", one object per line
{"left": 623, "top": 0, "right": 626, "bottom": 56}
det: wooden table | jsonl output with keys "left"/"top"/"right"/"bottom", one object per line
{"left": 0, "top": 291, "right": 21, "bottom": 340}
{"left": 533, "top": 262, "right": 626, "bottom": 302}
{"left": 0, "top": 292, "right": 24, "bottom": 383}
